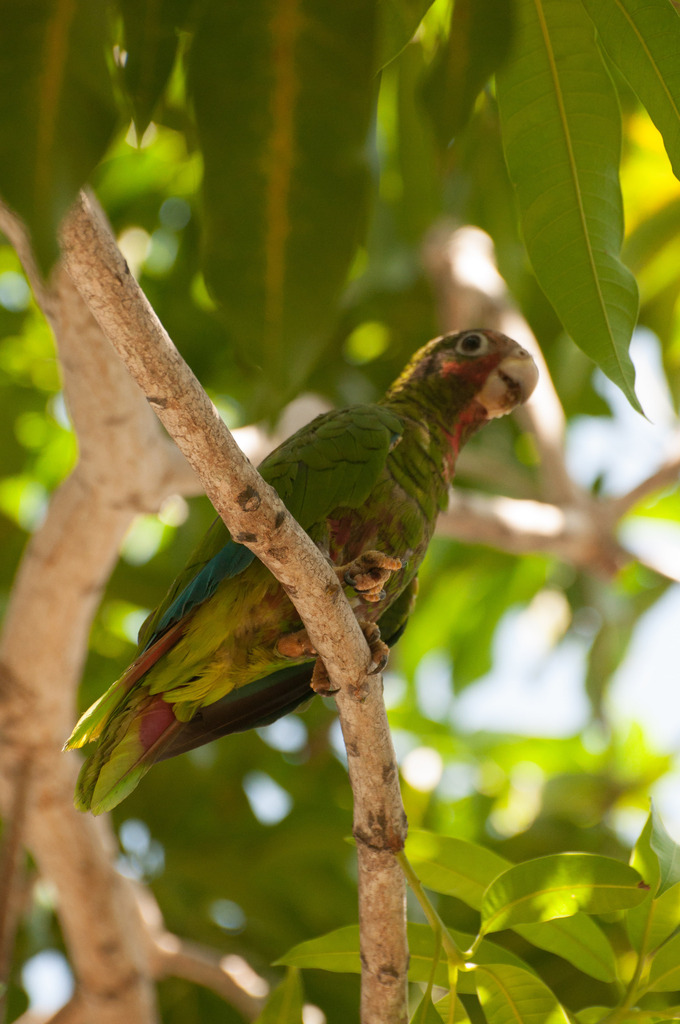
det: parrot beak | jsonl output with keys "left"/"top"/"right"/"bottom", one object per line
{"left": 475, "top": 346, "right": 539, "bottom": 419}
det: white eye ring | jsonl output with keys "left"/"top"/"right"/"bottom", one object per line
{"left": 456, "top": 332, "right": 489, "bottom": 356}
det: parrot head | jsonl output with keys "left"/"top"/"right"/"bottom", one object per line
{"left": 383, "top": 327, "right": 538, "bottom": 461}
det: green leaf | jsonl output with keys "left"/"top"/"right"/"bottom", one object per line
{"left": 276, "top": 923, "right": 530, "bottom": 991}
{"left": 629, "top": 881, "right": 680, "bottom": 955}
{"left": 423, "top": 0, "right": 514, "bottom": 145}
{"left": 405, "top": 829, "right": 511, "bottom": 909}
{"left": 119, "top": 0, "right": 189, "bottom": 135}
{"left": 275, "top": 924, "right": 362, "bottom": 975}
{"left": 378, "top": 0, "right": 435, "bottom": 69}
{"left": 514, "top": 913, "right": 617, "bottom": 983}
{"left": 475, "top": 964, "right": 569, "bottom": 1024}
{"left": 631, "top": 810, "right": 662, "bottom": 894}
{"left": 575, "top": 1010, "right": 611, "bottom": 1024}
{"left": 628, "top": 807, "right": 680, "bottom": 954}
{"left": 648, "top": 931, "right": 680, "bottom": 991}
{"left": 496, "top": 0, "right": 640, "bottom": 408}
{"left": 188, "top": 0, "right": 378, "bottom": 415}
{"left": 254, "top": 968, "right": 304, "bottom": 1024}
{"left": 581, "top": 0, "right": 680, "bottom": 180}
{"left": 480, "top": 853, "right": 648, "bottom": 935}
{"left": 0, "top": 0, "right": 118, "bottom": 271}
{"left": 650, "top": 802, "right": 680, "bottom": 896}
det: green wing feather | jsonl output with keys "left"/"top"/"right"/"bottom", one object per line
{"left": 261, "top": 405, "right": 403, "bottom": 528}
{"left": 138, "top": 405, "right": 403, "bottom": 649}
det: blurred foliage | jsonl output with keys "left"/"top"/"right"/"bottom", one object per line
{"left": 2, "top": 0, "right": 680, "bottom": 1021}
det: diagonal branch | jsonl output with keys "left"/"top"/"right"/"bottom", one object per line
{"left": 59, "top": 191, "right": 408, "bottom": 1024}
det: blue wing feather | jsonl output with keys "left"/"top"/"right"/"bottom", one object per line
{"left": 144, "top": 541, "right": 255, "bottom": 649}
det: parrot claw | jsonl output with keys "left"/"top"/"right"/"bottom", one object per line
{"left": 359, "top": 620, "right": 390, "bottom": 675}
{"left": 339, "top": 551, "right": 403, "bottom": 603}
{"left": 310, "top": 658, "right": 339, "bottom": 696}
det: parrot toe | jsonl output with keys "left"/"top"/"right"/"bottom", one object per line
{"left": 310, "top": 657, "right": 339, "bottom": 696}
{"left": 276, "top": 628, "right": 318, "bottom": 660}
{"left": 359, "top": 620, "right": 390, "bottom": 675}
{"left": 339, "top": 551, "right": 403, "bottom": 602}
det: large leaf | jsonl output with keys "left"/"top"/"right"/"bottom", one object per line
{"left": 189, "top": 0, "right": 378, "bottom": 415}
{"left": 254, "top": 968, "right": 304, "bottom": 1024}
{"left": 423, "top": 0, "right": 514, "bottom": 146}
{"left": 475, "top": 964, "right": 569, "bottom": 1024}
{"left": 496, "top": 0, "right": 640, "bottom": 408}
{"left": 581, "top": 0, "right": 680, "bottom": 180}
{"left": 480, "top": 853, "right": 648, "bottom": 935}
{"left": 118, "top": 0, "right": 190, "bottom": 136}
{"left": 0, "top": 0, "right": 117, "bottom": 270}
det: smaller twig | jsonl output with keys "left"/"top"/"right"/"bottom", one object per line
{"left": 439, "top": 491, "right": 628, "bottom": 578}
{"left": 150, "top": 933, "right": 267, "bottom": 1020}
{"left": 607, "top": 443, "right": 680, "bottom": 519}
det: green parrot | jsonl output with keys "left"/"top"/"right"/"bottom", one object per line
{"left": 66, "top": 329, "right": 537, "bottom": 814}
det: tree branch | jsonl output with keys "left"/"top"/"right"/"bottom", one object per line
{"left": 0, "top": 202, "right": 193, "bottom": 1023}
{"left": 58, "top": 191, "right": 408, "bottom": 1023}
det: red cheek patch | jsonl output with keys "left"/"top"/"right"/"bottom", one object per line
{"left": 440, "top": 355, "right": 499, "bottom": 382}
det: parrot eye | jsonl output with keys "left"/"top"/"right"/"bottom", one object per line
{"left": 456, "top": 332, "right": 489, "bottom": 356}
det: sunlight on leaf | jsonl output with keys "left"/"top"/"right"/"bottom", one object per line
{"left": 480, "top": 853, "right": 648, "bottom": 934}
{"left": 476, "top": 963, "right": 569, "bottom": 1024}
{"left": 496, "top": 0, "right": 640, "bottom": 407}
{"left": 582, "top": 0, "right": 680, "bottom": 181}
{"left": 405, "top": 829, "right": 510, "bottom": 908}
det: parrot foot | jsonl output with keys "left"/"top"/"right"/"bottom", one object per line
{"left": 359, "top": 620, "right": 389, "bottom": 675}
{"left": 338, "top": 551, "right": 403, "bottom": 603}
{"left": 309, "top": 622, "right": 388, "bottom": 697}
{"left": 276, "top": 628, "right": 318, "bottom": 660}
{"left": 276, "top": 619, "right": 389, "bottom": 697}
{"left": 276, "top": 629, "right": 339, "bottom": 695}
{"left": 310, "top": 658, "right": 338, "bottom": 696}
